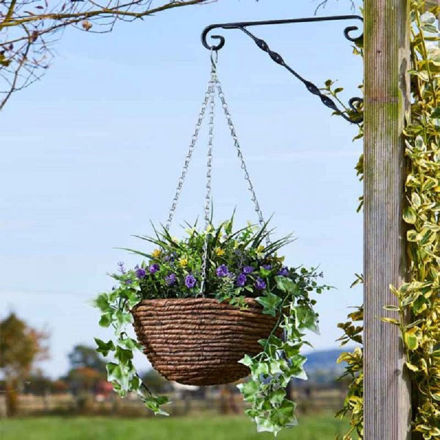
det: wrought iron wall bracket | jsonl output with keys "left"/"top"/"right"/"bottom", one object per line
{"left": 201, "top": 15, "right": 364, "bottom": 124}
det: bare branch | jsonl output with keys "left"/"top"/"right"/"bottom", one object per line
{"left": 0, "top": 0, "right": 213, "bottom": 109}
{"left": 314, "top": 0, "right": 357, "bottom": 15}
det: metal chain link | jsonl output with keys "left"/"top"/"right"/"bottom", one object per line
{"left": 199, "top": 57, "right": 217, "bottom": 296}
{"left": 215, "top": 78, "right": 270, "bottom": 245}
{"left": 165, "top": 81, "right": 213, "bottom": 231}
{"left": 165, "top": 51, "right": 269, "bottom": 296}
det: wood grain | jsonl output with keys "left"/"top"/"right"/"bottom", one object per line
{"left": 364, "top": 1, "right": 412, "bottom": 439}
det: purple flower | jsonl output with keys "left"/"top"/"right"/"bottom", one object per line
{"left": 255, "top": 277, "right": 266, "bottom": 291}
{"left": 236, "top": 273, "right": 247, "bottom": 287}
{"left": 165, "top": 273, "right": 177, "bottom": 286}
{"left": 185, "top": 274, "right": 197, "bottom": 289}
{"left": 262, "top": 264, "right": 272, "bottom": 270}
{"left": 243, "top": 266, "right": 254, "bottom": 274}
{"left": 216, "top": 264, "right": 229, "bottom": 277}
{"left": 117, "top": 261, "right": 126, "bottom": 274}
{"left": 125, "top": 279, "right": 133, "bottom": 285}
{"left": 149, "top": 263, "right": 160, "bottom": 274}
{"left": 278, "top": 267, "right": 289, "bottom": 277}
{"left": 135, "top": 267, "right": 146, "bottom": 279}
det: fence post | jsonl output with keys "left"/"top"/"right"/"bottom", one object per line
{"left": 363, "top": 1, "right": 412, "bottom": 439}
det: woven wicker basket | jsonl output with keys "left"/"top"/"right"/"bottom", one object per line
{"left": 131, "top": 297, "right": 278, "bottom": 386}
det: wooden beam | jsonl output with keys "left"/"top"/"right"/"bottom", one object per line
{"left": 363, "top": 1, "right": 412, "bottom": 439}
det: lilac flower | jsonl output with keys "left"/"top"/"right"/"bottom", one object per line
{"left": 185, "top": 274, "right": 197, "bottom": 289}
{"left": 236, "top": 273, "right": 247, "bottom": 287}
{"left": 216, "top": 264, "right": 229, "bottom": 277}
{"left": 135, "top": 267, "right": 146, "bottom": 279}
{"left": 255, "top": 277, "right": 266, "bottom": 291}
{"left": 149, "top": 263, "right": 160, "bottom": 274}
{"left": 164, "top": 253, "right": 176, "bottom": 263}
{"left": 243, "top": 266, "right": 254, "bottom": 274}
{"left": 262, "top": 264, "right": 272, "bottom": 270}
{"left": 117, "top": 261, "right": 126, "bottom": 274}
{"left": 165, "top": 273, "right": 177, "bottom": 286}
{"left": 125, "top": 279, "right": 133, "bottom": 285}
{"left": 278, "top": 267, "right": 289, "bottom": 277}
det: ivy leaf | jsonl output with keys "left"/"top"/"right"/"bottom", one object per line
{"left": 94, "top": 338, "right": 115, "bottom": 356}
{"left": 119, "top": 337, "right": 142, "bottom": 351}
{"left": 99, "top": 313, "right": 112, "bottom": 328}
{"left": 115, "top": 346, "right": 133, "bottom": 364}
{"left": 295, "top": 305, "right": 319, "bottom": 333}
{"left": 144, "top": 396, "right": 170, "bottom": 416}
{"left": 275, "top": 276, "right": 298, "bottom": 294}
{"left": 256, "top": 292, "right": 282, "bottom": 317}
{"left": 94, "top": 293, "right": 110, "bottom": 312}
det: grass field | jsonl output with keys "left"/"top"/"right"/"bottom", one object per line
{"left": 0, "top": 414, "right": 348, "bottom": 440}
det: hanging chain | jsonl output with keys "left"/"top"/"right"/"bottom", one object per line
{"left": 215, "top": 79, "right": 270, "bottom": 245}
{"left": 165, "top": 81, "right": 212, "bottom": 231}
{"left": 165, "top": 50, "right": 269, "bottom": 296}
{"left": 199, "top": 54, "right": 217, "bottom": 296}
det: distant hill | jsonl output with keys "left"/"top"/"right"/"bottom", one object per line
{"left": 299, "top": 348, "right": 356, "bottom": 384}
{"left": 304, "top": 348, "right": 347, "bottom": 372}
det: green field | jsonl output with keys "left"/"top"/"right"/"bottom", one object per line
{"left": 0, "top": 414, "right": 348, "bottom": 440}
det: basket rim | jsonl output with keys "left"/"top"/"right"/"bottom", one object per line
{"left": 132, "top": 297, "right": 261, "bottom": 308}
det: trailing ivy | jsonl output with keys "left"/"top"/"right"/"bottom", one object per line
{"left": 95, "top": 218, "right": 330, "bottom": 434}
{"left": 94, "top": 271, "right": 170, "bottom": 415}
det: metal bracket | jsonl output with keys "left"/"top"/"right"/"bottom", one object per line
{"left": 201, "top": 15, "right": 363, "bottom": 124}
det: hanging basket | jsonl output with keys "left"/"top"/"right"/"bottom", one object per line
{"left": 131, "top": 297, "right": 279, "bottom": 386}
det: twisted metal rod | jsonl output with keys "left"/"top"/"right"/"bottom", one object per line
{"left": 201, "top": 15, "right": 364, "bottom": 124}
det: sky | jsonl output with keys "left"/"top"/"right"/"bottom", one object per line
{"left": 0, "top": 0, "right": 363, "bottom": 378}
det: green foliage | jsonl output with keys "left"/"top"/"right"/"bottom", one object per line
{"left": 0, "top": 313, "right": 48, "bottom": 380}
{"left": 95, "top": 216, "right": 330, "bottom": 434}
{"left": 95, "top": 276, "right": 169, "bottom": 415}
{"left": 335, "top": 306, "right": 364, "bottom": 440}
{"left": 126, "top": 217, "right": 293, "bottom": 301}
{"left": 388, "top": 4, "right": 440, "bottom": 437}
{"left": 238, "top": 273, "right": 324, "bottom": 435}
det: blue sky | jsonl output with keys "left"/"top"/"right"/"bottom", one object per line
{"left": 0, "top": 0, "right": 363, "bottom": 378}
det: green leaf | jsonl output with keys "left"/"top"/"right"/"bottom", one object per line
{"left": 403, "top": 206, "right": 417, "bottom": 224}
{"left": 295, "top": 305, "right": 319, "bottom": 333}
{"left": 275, "top": 276, "right": 297, "bottom": 294}
{"left": 256, "top": 291, "right": 282, "bottom": 317}
{"left": 115, "top": 346, "right": 133, "bottom": 364}
{"left": 94, "top": 338, "right": 115, "bottom": 356}
{"left": 94, "top": 293, "right": 110, "bottom": 312}
{"left": 383, "top": 304, "right": 400, "bottom": 312}
{"left": 99, "top": 313, "right": 112, "bottom": 328}
{"left": 119, "top": 337, "right": 142, "bottom": 351}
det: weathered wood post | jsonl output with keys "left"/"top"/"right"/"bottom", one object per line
{"left": 364, "top": 1, "right": 412, "bottom": 439}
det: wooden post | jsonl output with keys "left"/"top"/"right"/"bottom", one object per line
{"left": 364, "top": 1, "right": 412, "bottom": 439}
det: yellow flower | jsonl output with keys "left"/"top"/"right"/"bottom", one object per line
{"left": 179, "top": 257, "right": 188, "bottom": 268}
{"left": 152, "top": 249, "right": 162, "bottom": 259}
{"left": 215, "top": 247, "right": 225, "bottom": 256}
{"left": 256, "top": 245, "right": 265, "bottom": 255}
